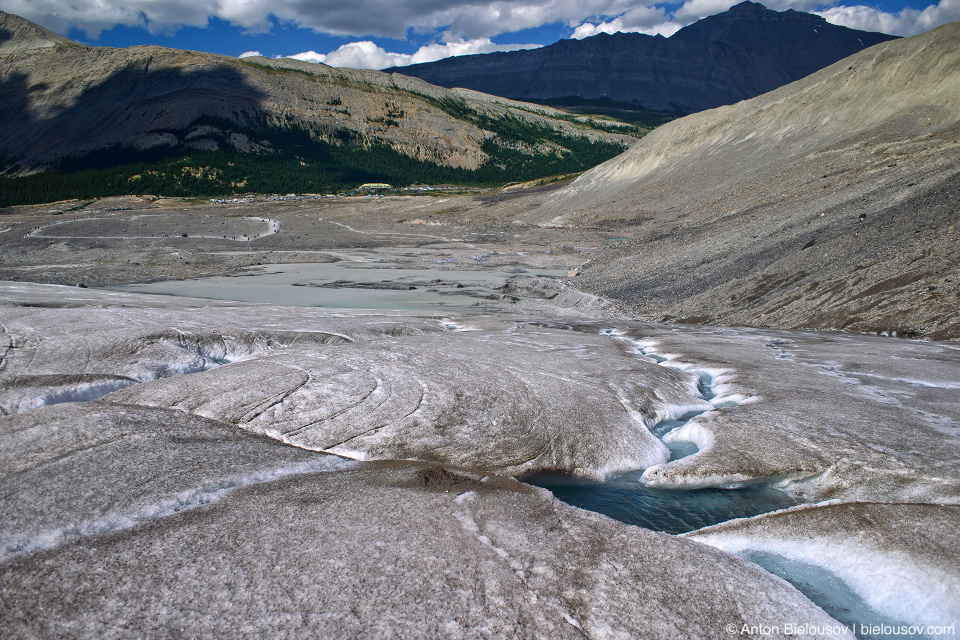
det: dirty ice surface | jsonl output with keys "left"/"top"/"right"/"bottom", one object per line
{"left": 1, "top": 282, "right": 958, "bottom": 637}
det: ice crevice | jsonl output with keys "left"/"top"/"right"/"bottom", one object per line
{"left": 687, "top": 502, "right": 960, "bottom": 637}
{"left": 27, "top": 377, "right": 142, "bottom": 410}
{"left": 2, "top": 328, "right": 345, "bottom": 416}
{"left": 0, "top": 455, "right": 356, "bottom": 564}
{"left": 13, "top": 362, "right": 223, "bottom": 415}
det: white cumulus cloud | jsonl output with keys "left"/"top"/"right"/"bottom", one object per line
{"left": 570, "top": 0, "right": 832, "bottom": 42}
{"left": 282, "top": 38, "right": 542, "bottom": 70}
{"left": 570, "top": 0, "right": 958, "bottom": 44}
{"left": 572, "top": 6, "right": 683, "bottom": 38}
{"left": 421, "top": 0, "right": 639, "bottom": 40}
{"left": 572, "top": 20, "right": 683, "bottom": 37}
{"left": 0, "top": 0, "right": 224, "bottom": 38}
{"left": 4, "top": 0, "right": 958, "bottom": 61}
{"left": 0, "top": 0, "right": 643, "bottom": 40}
{"left": 817, "top": 0, "right": 960, "bottom": 36}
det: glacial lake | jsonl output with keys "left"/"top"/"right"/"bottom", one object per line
{"left": 112, "top": 261, "right": 569, "bottom": 312}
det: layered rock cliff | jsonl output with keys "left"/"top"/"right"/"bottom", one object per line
{"left": 388, "top": 2, "right": 897, "bottom": 113}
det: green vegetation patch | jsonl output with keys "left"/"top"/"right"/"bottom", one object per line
{"left": 417, "top": 92, "right": 654, "bottom": 140}
{"left": 0, "top": 117, "right": 626, "bottom": 207}
{"left": 528, "top": 96, "right": 682, "bottom": 132}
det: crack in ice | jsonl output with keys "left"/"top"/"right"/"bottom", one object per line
{"left": 1, "top": 456, "right": 356, "bottom": 564}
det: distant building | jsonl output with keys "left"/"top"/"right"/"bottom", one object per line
{"left": 358, "top": 183, "right": 392, "bottom": 191}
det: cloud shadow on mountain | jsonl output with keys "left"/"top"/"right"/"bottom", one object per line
{"left": 0, "top": 59, "right": 271, "bottom": 172}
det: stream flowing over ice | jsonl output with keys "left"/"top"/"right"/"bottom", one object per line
{"left": 527, "top": 326, "right": 796, "bottom": 534}
{"left": 527, "top": 471, "right": 796, "bottom": 534}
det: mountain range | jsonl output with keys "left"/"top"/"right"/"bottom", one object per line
{"left": 0, "top": 10, "right": 633, "bottom": 204}
{"left": 0, "top": 3, "right": 905, "bottom": 206}
{"left": 387, "top": 2, "right": 898, "bottom": 114}
{"left": 2, "top": 3, "right": 956, "bottom": 340}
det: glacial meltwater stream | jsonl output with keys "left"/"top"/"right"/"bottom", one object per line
{"left": 527, "top": 325, "right": 797, "bottom": 534}
{"left": 526, "top": 472, "right": 796, "bottom": 534}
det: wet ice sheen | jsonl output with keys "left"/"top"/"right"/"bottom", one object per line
{"left": 4, "top": 281, "right": 954, "bottom": 636}
{"left": 738, "top": 552, "right": 929, "bottom": 640}
{"left": 526, "top": 471, "right": 797, "bottom": 534}
{"left": 91, "top": 285, "right": 792, "bottom": 535}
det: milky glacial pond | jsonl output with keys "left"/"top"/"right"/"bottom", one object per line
{"left": 113, "top": 261, "right": 569, "bottom": 312}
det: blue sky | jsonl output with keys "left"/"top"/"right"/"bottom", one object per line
{"left": 2, "top": 0, "right": 956, "bottom": 69}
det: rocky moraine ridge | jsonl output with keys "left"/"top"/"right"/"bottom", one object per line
{"left": 535, "top": 21, "right": 960, "bottom": 340}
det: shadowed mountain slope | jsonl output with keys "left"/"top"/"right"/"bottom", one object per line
{"left": 387, "top": 2, "right": 897, "bottom": 114}
{"left": 536, "top": 23, "right": 960, "bottom": 339}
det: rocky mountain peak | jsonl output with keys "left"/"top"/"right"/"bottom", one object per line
{"left": 671, "top": 1, "right": 831, "bottom": 43}
{"left": 0, "top": 11, "right": 76, "bottom": 53}
{"left": 725, "top": 1, "right": 787, "bottom": 17}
